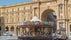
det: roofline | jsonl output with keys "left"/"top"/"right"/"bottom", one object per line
{"left": 0, "top": 0, "right": 57, "bottom": 8}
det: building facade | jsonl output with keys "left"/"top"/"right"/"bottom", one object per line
{"left": 0, "top": 0, "right": 71, "bottom": 36}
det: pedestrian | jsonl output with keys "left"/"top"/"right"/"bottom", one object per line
{"left": 47, "top": 32, "right": 52, "bottom": 40}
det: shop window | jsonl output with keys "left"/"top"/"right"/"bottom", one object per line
{"left": 11, "top": 26, "right": 14, "bottom": 31}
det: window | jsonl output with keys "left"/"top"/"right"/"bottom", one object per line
{"left": 1, "top": 9, "right": 3, "bottom": 13}
{"left": 19, "top": 7, "right": 23, "bottom": 11}
{"left": 14, "top": 8, "right": 16, "bottom": 11}
{"left": 12, "top": 13, "right": 14, "bottom": 16}
{"left": 30, "top": 5, "right": 32, "bottom": 14}
{"left": 18, "top": 8, "right": 19, "bottom": 11}
{"left": 25, "top": 6, "right": 30, "bottom": 10}
{"left": 24, "top": 12, "right": 25, "bottom": 15}
{"left": 30, "top": 17, "right": 32, "bottom": 19}
{"left": 24, "top": 18, "right": 26, "bottom": 21}
{"left": 0, "top": 18, "right": 1, "bottom": 23}
{"left": 18, "top": 13, "right": 19, "bottom": 15}
{"left": 11, "top": 26, "right": 14, "bottom": 31}
{"left": 12, "top": 18, "right": 13, "bottom": 23}
{"left": 0, "top": 10, "right": 1, "bottom": 13}
{"left": 12, "top": 8, "right": 14, "bottom": 12}
{"left": 70, "top": 25, "right": 71, "bottom": 32}
{"left": 16, "top": 27, "right": 18, "bottom": 29}
{"left": 18, "top": 18, "right": 19, "bottom": 22}
{"left": 7, "top": 9, "right": 8, "bottom": 12}
{"left": 7, "top": 18, "right": 8, "bottom": 23}
{"left": 34, "top": 8, "right": 39, "bottom": 16}
{"left": 8, "top": 8, "right": 12, "bottom": 12}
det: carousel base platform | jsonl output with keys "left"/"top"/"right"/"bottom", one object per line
{"left": 18, "top": 36, "right": 67, "bottom": 40}
{"left": 18, "top": 36, "right": 53, "bottom": 40}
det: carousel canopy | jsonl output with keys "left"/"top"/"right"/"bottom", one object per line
{"left": 30, "top": 16, "right": 41, "bottom": 22}
{"left": 18, "top": 16, "right": 51, "bottom": 27}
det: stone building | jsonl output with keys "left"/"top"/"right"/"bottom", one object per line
{"left": 0, "top": 0, "right": 71, "bottom": 36}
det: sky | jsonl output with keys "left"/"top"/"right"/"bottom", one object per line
{"left": 0, "top": 0, "right": 29, "bottom": 6}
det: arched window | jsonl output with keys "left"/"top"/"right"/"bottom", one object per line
{"left": 5, "top": 26, "right": 9, "bottom": 31}
{"left": 11, "top": 26, "right": 14, "bottom": 31}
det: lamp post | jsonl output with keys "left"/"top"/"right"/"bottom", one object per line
{"left": 38, "top": 0, "right": 41, "bottom": 19}
{"left": 59, "top": 2, "right": 63, "bottom": 19}
{"left": 59, "top": 0, "right": 69, "bottom": 39}
{"left": 59, "top": 0, "right": 64, "bottom": 36}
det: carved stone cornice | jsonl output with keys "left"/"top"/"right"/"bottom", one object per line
{"left": 64, "top": 0, "right": 69, "bottom": 2}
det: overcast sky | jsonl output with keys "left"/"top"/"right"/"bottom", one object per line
{"left": 0, "top": 0, "right": 29, "bottom": 6}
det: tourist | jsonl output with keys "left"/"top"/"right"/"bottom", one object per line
{"left": 47, "top": 32, "right": 52, "bottom": 40}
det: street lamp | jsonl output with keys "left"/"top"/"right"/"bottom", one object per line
{"left": 59, "top": 0, "right": 64, "bottom": 34}
{"left": 59, "top": 2, "right": 63, "bottom": 19}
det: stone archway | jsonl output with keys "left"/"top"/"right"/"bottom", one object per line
{"left": 11, "top": 26, "right": 14, "bottom": 32}
{"left": 5, "top": 26, "right": 9, "bottom": 31}
{"left": 41, "top": 9, "right": 56, "bottom": 21}
{"left": 41, "top": 9, "right": 57, "bottom": 32}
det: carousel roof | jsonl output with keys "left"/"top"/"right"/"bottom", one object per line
{"left": 18, "top": 16, "right": 51, "bottom": 27}
{"left": 30, "top": 16, "right": 41, "bottom": 22}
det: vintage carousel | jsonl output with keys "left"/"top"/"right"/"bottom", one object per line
{"left": 18, "top": 16, "right": 54, "bottom": 40}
